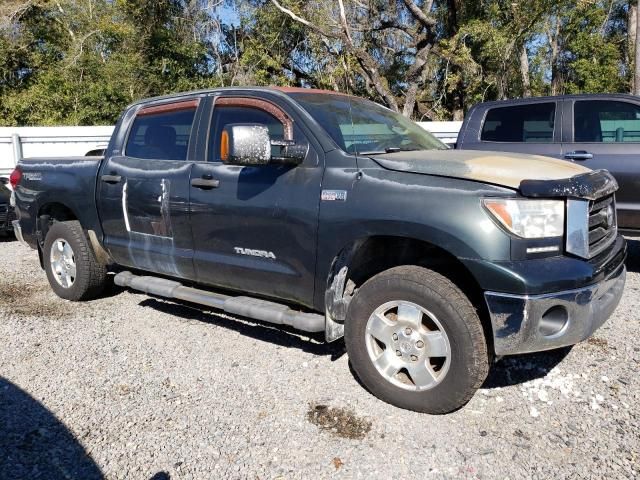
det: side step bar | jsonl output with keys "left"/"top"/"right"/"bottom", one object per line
{"left": 114, "top": 271, "right": 325, "bottom": 333}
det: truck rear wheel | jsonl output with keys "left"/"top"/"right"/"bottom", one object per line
{"left": 43, "top": 220, "right": 108, "bottom": 301}
{"left": 345, "top": 266, "right": 489, "bottom": 414}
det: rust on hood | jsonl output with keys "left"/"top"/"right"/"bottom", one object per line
{"left": 371, "top": 149, "right": 592, "bottom": 190}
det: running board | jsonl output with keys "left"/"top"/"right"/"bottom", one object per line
{"left": 114, "top": 271, "right": 325, "bottom": 333}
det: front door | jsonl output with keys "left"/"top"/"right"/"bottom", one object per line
{"left": 97, "top": 98, "right": 201, "bottom": 279}
{"left": 562, "top": 99, "right": 640, "bottom": 230}
{"left": 189, "top": 94, "right": 323, "bottom": 306}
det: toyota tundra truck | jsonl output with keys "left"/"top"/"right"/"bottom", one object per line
{"left": 10, "top": 87, "right": 627, "bottom": 414}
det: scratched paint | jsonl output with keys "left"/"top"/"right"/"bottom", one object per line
{"left": 123, "top": 178, "right": 174, "bottom": 238}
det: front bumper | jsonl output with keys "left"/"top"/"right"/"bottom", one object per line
{"left": 485, "top": 261, "right": 626, "bottom": 356}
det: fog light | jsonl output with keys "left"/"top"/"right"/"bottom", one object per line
{"left": 539, "top": 306, "right": 569, "bottom": 337}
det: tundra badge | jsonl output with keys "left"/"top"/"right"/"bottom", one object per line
{"left": 234, "top": 247, "right": 276, "bottom": 259}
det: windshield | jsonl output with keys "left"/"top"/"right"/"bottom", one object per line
{"left": 289, "top": 93, "right": 447, "bottom": 154}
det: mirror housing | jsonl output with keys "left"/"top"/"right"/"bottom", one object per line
{"left": 270, "top": 140, "right": 307, "bottom": 166}
{"left": 221, "top": 123, "right": 271, "bottom": 166}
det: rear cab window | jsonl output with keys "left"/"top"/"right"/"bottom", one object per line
{"left": 574, "top": 100, "right": 640, "bottom": 143}
{"left": 125, "top": 99, "right": 199, "bottom": 160}
{"left": 481, "top": 103, "right": 556, "bottom": 143}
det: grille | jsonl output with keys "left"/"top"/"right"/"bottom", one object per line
{"left": 588, "top": 194, "right": 617, "bottom": 257}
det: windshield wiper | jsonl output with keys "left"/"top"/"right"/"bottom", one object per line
{"left": 359, "top": 147, "right": 421, "bottom": 155}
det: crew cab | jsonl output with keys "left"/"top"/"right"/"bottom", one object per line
{"left": 456, "top": 94, "right": 640, "bottom": 232}
{"left": 11, "top": 87, "right": 627, "bottom": 414}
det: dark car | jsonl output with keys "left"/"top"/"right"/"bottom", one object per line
{"left": 0, "top": 180, "right": 15, "bottom": 236}
{"left": 11, "top": 87, "right": 626, "bottom": 413}
{"left": 456, "top": 94, "right": 640, "bottom": 232}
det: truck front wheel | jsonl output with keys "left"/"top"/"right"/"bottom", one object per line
{"left": 345, "top": 266, "right": 489, "bottom": 414}
{"left": 43, "top": 220, "right": 108, "bottom": 301}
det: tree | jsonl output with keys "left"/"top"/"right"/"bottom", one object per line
{"left": 0, "top": 0, "right": 636, "bottom": 124}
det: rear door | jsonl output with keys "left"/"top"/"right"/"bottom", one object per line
{"left": 188, "top": 94, "right": 323, "bottom": 306}
{"left": 460, "top": 100, "right": 563, "bottom": 159}
{"left": 561, "top": 98, "right": 640, "bottom": 230}
{"left": 97, "top": 98, "right": 202, "bottom": 279}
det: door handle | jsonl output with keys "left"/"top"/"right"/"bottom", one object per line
{"left": 191, "top": 177, "right": 220, "bottom": 189}
{"left": 564, "top": 151, "right": 593, "bottom": 161}
{"left": 101, "top": 174, "right": 122, "bottom": 184}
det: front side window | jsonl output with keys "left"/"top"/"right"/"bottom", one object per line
{"left": 574, "top": 100, "right": 640, "bottom": 143}
{"left": 209, "top": 105, "right": 285, "bottom": 162}
{"left": 290, "top": 93, "right": 446, "bottom": 154}
{"left": 126, "top": 100, "right": 198, "bottom": 160}
{"left": 481, "top": 103, "right": 556, "bottom": 143}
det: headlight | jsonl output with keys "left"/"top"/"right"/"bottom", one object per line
{"left": 483, "top": 198, "right": 564, "bottom": 238}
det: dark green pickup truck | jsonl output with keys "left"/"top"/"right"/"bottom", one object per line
{"left": 11, "top": 87, "right": 626, "bottom": 413}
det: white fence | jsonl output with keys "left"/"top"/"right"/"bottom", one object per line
{"left": 417, "top": 121, "right": 462, "bottom": 146}
{"left": 0, "top": 126, "right": 114, "bottom": 177}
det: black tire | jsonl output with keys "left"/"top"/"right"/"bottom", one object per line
{"left": 345, "top": 266, "right": 489, "bottom": 414}
{"left": 43, "top": 220, "right": 108, "bottom": 301}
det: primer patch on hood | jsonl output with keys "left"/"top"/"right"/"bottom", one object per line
{"left": 371, "top": 150, "right": 591, "bottom": 190}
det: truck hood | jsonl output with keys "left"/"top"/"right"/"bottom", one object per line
{"left": 370, "top": 149, "right": 591, "bottom": 190}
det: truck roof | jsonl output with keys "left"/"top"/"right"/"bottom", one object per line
{"left": 126, "top": 86, "right": 353, "bottom": 109}
{"left": 469, "top": 93, "right": 640, "bottom": 109}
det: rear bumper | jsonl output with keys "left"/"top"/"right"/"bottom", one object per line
{"left": 485, "top": 262, "right": 625, "bottom": 356}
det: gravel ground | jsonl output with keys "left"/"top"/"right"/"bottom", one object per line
{"left": 0, "top": 236, "right": 638, "bottom": 480}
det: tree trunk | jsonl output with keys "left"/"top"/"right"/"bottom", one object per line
{"left": 635, "top": 1, "right": 640, "bottom": 95}
{"left": 520, "top": 44, "right": 531, "bottom": 97}
{"left": 629, "top": 4, "right": 637, "bottom": 93}
{"left": 446, "top": 0, "right": 464, "bottom": 120}
{"left": 549, "top": 20, "right": 561, "bottom": 95}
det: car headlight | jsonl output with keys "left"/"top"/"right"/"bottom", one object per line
{"left": 483, "top": 198, "right": 564, "bottom": 238}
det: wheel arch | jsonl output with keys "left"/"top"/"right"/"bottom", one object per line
{"left": 36, "top": 202, "right": 79, "bottom": 247}
{"left": 323, "top": 235, "right": 492, "bottom": 351}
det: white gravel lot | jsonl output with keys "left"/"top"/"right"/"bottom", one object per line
{"left": 0, "top": 236, "right": 638, "bottom": 479}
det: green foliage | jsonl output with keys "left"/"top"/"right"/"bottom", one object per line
{"left": 0, "top": 0, "right": 218, "bottom": 126}
{"left": 0, "top": 0, "right": 636, "bottom": 124}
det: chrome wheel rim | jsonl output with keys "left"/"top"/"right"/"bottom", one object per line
{"left": 365, "top": 300, "right": 451, "bottom": 391}
{"left": 50, "top": 238, "right": 76, "bottom": 288}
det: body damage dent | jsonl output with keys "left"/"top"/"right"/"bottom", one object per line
{"left": 121, "top": 177, "right": 183, "bottom": 276}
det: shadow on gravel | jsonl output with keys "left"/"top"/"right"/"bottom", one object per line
{"left": 0, "top": 377, "right": 103, "bottom": 480}
{"left": 625, "top": 237, "right": 639, "bottom": 273}
{"left": 138, "top": 297, "right": 347, "bottom": 360}
{"left": 482, "top": 346, "right": 571, "bottom": 388}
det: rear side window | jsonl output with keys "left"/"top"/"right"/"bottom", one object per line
{"left": 126, "top": 100, "right": 198, "bottom": 160}
{"left": 574, "top": 100, "right": 640, "bottom": 143}
{"left": 481, "top": 103, "right": 556, "bottom": 143}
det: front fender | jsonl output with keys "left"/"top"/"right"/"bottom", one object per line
{"left": 314, "top": 166, "right": 514, "bottom": 311}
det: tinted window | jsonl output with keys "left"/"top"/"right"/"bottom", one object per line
{"left": 481, "top": 103, "right": 556, "bottom": 143}
{"left": 126, "top": 105, "right": 196, "bottom": 160}
{"left": 209, "top": 106, "right": 285, "bottom": 162}
{"left": 291, "top": 93, "right": 446, "bottom": 153}
{"left": 574, "top": 100, "right": 640, "bottom": 143}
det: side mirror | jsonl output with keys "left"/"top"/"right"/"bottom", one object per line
{"left": 221, "top": 123, "right": 271, "bottom": 166}
{"left": 221, "top": 123, "right": 307, "bottom": 166}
